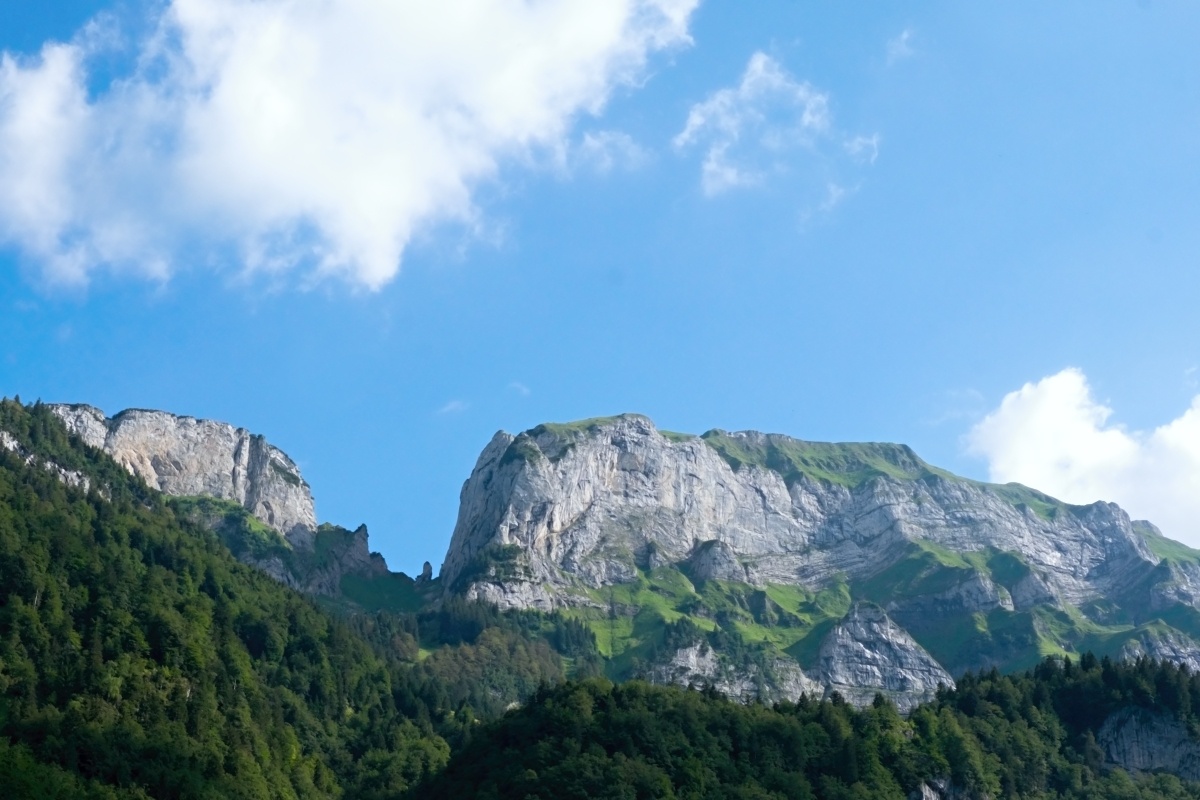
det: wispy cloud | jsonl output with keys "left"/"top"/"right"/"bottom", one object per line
{"left": 844, "top": 134, "right": 881, "bottom": 165}
{"left": 674, "top": 53, "right": 830, "bottom": 196}
{"left": 886, "top": 28, "right": 916, "bottom": 65}
{"left": 673, "top": 52, "right": 878, "bottom": 202}
{"left": 0, "top": 0, "right": 699, "bottom": 290}
{"left": 799, "top": 182, "right": 857, "bottom": 228}
{"left": 967, "top": 368, "right": 1200, "bottom": 546}
{"left": 508, "top": 381, "right": 532, "bottom": 397}
{"left": 570, "top": 130, "right": 649, "bottom": 174}
{"left": 923, "top": 388, "right": 987, "bottom": 427}
{"left": 437, "top": 400, "right": 469, "bottom": 415}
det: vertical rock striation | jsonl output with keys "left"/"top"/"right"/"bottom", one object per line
{"left": 443, "top": 414, "right": 1157, "bottom": 610}
{"left": 816, "top": 603, "right": 954, "bottom": 713}
{"left": 50, "top": 404, "right": 317, "bottom": 547}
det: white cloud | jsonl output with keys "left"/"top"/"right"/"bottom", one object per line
{"left": 572, "top": 130, "right": 649, "bottom": 174}
{"left": 673, "top": 52, "right": 877, "bottom": 200}
{"left": 437, "top": 400, "right": 469, "bottom": 415}
{"left": 508, "top": 381, "right": 532, "bottom": 397}
{"left": 0, "top": 0, "right": 698, "bottom": 289}
{"left": 967, "top": 368, "right": 1200, "bottom": 545}
{"left": 886, "top": 28, "right": 915, "bottom": 65}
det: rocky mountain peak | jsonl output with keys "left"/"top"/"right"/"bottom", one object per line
{"left": 434, "top": 412, "right": 1200, "bottom": 708}
{"left": 49, "top": 403, "right": 318, "bottom": 548}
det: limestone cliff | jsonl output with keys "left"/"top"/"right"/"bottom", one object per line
{"left": 645, "top": 641, "right": 820, "bottom": 704}
{"left": 440, "top": 413, "right": 1199, "bottom": 707}
{"left": 815, "top": 604, "right": 954, "bottom": 713}
{"left": 647, "top": 603, "right": 951, "bottom": 712}
{"left": 443, "top": 414, "right": 1156, "bottom": 610}
{"left": 1098, "top": 707, "right": 1200, "bottom": 780}
{"left": 50, "top": 404, "right": 317, "bottom": 548}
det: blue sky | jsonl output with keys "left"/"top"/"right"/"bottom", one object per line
{"left": 3, "top": 1, "right": 1199, "bottom": 566}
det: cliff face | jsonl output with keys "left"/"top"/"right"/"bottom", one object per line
{"left": 816, "top": 604, "right": 954, "bottom": 713}
{"left": 1098, "top": 707, "right": 1200, "bottom": 780}
{"left": 443, "top": 414, "right": 1155, "bottom": 610}
{"left": 440, "top": 414, "right": 1200, "bottom": 708}
{"left": 648, "top": 603, "right": 953, "bottom": 713}
{"left": 50, "top": 404, "right": 317, "bottom": 548}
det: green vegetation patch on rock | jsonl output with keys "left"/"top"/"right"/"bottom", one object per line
{"left": 168, "top": 494, "right": 296, "bottom": 569}
{"left": 699, "top": 429, "right": 943, "bottom": 488}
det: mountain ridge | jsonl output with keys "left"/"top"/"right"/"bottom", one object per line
{"left": 17, "top": 401, "right": 1200, "bottom": 712}
{"left": 440, "top": 412, "right": 1200, "bottom": 706}
{"left": 9, "top": 397, "right": 1200, "bottom": 797}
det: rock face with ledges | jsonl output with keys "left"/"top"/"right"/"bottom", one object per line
{"left": 1098, "top": 707, "right": 1200, "bottom": 780}
{"left": 647, "top": 642, "right": 820, "bottom": 704}
{"left": 816, "top": 603, "right": 954, "bottom": 713}
{"left": 1119, "top": 630, "right": 1200, "bottom": 673}
{"left": 50, "top": 404, "right": 317, "bottom": 548}
{"left": 440, "top": 413, "right": 1200, "bottom": 708}
{"left": 443, "top": 414, "right": 1156, "bottom": 610}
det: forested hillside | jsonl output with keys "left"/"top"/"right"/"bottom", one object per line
{"left": 419, "top": 658, "right": 1200, "bottom": 799}
{"left": 0, "top": 400, "right": 591, "bottom": 798}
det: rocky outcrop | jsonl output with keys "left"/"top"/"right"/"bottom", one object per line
{"left": 816, "top": 604, "right": 954, "bottom": 713}
{"left": 1150, "top": 561, "right": 1200, "bottom": 613}
{"left": 646, "top": 642, "right": 820, "bottom": 704}
{"left": 1119, "top": 630, "right": 1200, "bottom": 673}
{"left": 909, "top": 779, "right": 988, "bottom": 800}
{"left": 300, "top": 525, "right": 390, "bottom": 596}
{"left": 648, "top": 604, "right": 954, "bottom": 710}
{"left": 888, "top": 570, "right": 1013, "bottom": 628}
{"left": 50, "top": 404, "right": 317, "bottom": 548}
{"left": 1, "top": 429, "right": 92, "bottom": 493}
{"left": 686, "top": 539, "right": 761, "bottom": 585}
{"left": 1098, "top": 707, "right": 1200, "bottom": 780}
{"left": 170, "top": 495, "right": 389, "bottom": 597}
{"left": 1009, "top": 569, "right": 1059, "bottom": 610}
{"left": 443, "top": 415, "right": 1157, "bottom": 609}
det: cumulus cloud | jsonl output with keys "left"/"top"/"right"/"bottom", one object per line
{"left": 967, "top": 368, "right": 1200, "bottom": 545}
{"left": 0, "top": 0, "right": 698, "bottom": 289}
{"left": 673, "top": 52, "right": 876, "bottom": 200}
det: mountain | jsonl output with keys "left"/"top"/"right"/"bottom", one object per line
{"left": 441, "top": 413, "right": 1200, "bottom": 709}
{"left": 44, "top": 403, "right": 419, "bottom": 609}
{"left": 6, "top": 397, "right": 1200, "bottom": 797}
{"left": 48, "top": 404, "right": 317, "bottom": 545}
{"left": 0, "top": 400, "right": 455, "bottom": 797}
{"left": 20, "top": 401, "right": 1200, "bottom": 713}
{"left": 0, "top": 399, "right": 602, "bottom": 797}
